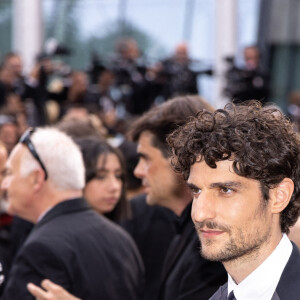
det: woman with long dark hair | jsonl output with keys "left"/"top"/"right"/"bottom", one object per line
{"left": 76, "top": 136, "right": 130, "bottom": 222}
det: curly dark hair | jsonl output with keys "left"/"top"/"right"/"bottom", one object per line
{"left": 167, "top": 101, "right": 300, "bottom": 233}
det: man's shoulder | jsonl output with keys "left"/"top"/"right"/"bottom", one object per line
{"left": 280, "top": 242, "right": 300, "bottom": 280}
{"left": 23, "top": 202, "right": 135, "bottom": 254}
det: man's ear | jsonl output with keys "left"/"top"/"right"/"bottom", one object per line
{"left": 31, "top": 168, "right": 46, "bottom": 192}
{"left": 270, "top": 178, "right": 294, "bottom": 214}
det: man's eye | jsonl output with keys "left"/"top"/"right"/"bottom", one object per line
{"left": 191, "top": 188, "right": 201, "bottom": 195}
{"left": 220, "top": 187, "right": 234, "bottom": 194}
{"left": 3, "top": 170, "right": 10, "bottom": 177}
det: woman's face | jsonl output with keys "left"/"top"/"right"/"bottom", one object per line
{"left": 84, "top": 153, "right": 123, "bottom": 214}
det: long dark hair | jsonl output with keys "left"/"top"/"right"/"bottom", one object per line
{"left": 75, "top": 136, "right": 130, "bottom": 222}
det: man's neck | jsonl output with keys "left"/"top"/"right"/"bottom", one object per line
{"left": 34, "top": 189, "right": 83, "bottom": 223}
{"left": 167, "top": 189, "right": 192, "bottom": 216}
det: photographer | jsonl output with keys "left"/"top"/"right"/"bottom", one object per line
{"left": 224, "top": 45, "right": 270, "bottom": 104}
{"left": 155, "top": 43, "right": 199, "bottom": 101}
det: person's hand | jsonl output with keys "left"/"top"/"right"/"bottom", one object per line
{"left": 27, "top": 279, "right": 81, "bottom": 300}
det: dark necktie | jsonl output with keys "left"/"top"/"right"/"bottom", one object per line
{"left": 227, "top": 290, "right": 237, "bottom": 300}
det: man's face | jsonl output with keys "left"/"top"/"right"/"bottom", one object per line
{"left": 189, "top": 159, "right": 274, "bottom": 263}
{"left": 6, "top": 56, "right": 23, "bottom": 77}
{"left": 1, "top": 145, "right": 33, "bottom": 218}
{"left": 134, "top": 131, "right": 183, "bottom": 207}
{"left": 0, "top": 123, "right": 19, "bottom": 154}
{"left": 244, "top": 47, "right": 259, "bottom": 70}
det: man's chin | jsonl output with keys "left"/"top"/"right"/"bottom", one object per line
{"left": 6, "top": 203, "right": 16, "bottom": 216}
{"left": 145, "top": 194, "right": 156, "bottom": 206}
{"left": 0, "top": 199, "right": 9, "bottom": 213}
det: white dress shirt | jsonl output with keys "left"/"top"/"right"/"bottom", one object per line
{"left": 227, "top": 234, "right": 292, "bottom": 300}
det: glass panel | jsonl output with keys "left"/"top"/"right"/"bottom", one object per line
{"left": 0, "top": 1, "right": 12, "bottom": 60}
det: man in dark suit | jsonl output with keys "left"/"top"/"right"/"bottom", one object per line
{"left": 168, "top": 100, "right": 300, "bottom": 300}
{"left": 1, "top": 127, "right": 144, "bottom": 300}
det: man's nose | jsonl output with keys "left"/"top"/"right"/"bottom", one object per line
{"left": 191, "top": 191, "right": 217, "bottom": 224}
{"left": 1, "top": 176, "right": 8, "bottom": 191}
{"left": 134, "top": 160, "right": 146, "bottom": 179}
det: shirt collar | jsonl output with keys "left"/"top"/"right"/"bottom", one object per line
{"left": 228, "top": 234, "right": 292, "bottom": 300}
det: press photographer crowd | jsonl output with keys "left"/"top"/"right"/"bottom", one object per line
{"left": 0, "top": 38, "right": 213, "bottom": 137}
{"left": 0, "top": 38, "right": 299, "bottom": 300}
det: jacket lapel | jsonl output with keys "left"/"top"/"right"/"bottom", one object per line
{"left": 274, "top": 242, "right": 300, "bottom": 299}
{"left": 209, "top": 283, "right": 228, "bottom": 300}
{"left": 271, "top": 291, "right": 280, "bottom": 300}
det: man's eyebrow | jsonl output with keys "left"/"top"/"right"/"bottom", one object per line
{"left": 137, "top": 152, "right": 148, "bottom": 159}
{"left": 186, "top": 182, "right": 199, "bottom": 190}
{"left": 210, "top": 181, "right": 242, "bottom": 189}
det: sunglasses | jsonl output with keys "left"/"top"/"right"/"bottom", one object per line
{"left": 19, "top": 127, "right": 48, "bottom": 180}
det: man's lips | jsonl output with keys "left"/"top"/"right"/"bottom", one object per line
{"left": 142, "top": 182, "right": 150, "bottom": 193}
{"left": 199, "top": 229, "right": 225, "bottom": 238}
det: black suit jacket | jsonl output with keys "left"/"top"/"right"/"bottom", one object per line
{"left": 2, "top": 198, "right": 144, "bottom": 300}
{"left": 158, "top": 203, "right": 227, "bottom": 300}
{"left": 209, "top": 242, "right": 300, "bottom": 300}
{"left": 121, "top": 194, "right": 176, "bottom": 300}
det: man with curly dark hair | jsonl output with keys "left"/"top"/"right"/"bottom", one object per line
{"left": 167, "top": 100, "right": 300, "bottom": 300}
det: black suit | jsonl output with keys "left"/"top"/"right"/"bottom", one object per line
{"left": 209, "top": 242, "right": 300, "bottom": 300}
{"left": 2, "top": 198, "right": 144, "bottom": 300}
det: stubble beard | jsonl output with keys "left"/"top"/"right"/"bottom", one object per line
{"left": 198, "top": 226, "right": 271, "bottom": 263}
{"left": 196, "top": 201, "right": 271, "bottom": 264}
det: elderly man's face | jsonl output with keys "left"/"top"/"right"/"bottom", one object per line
{"left": 189, "top": 159, "right": 275, "bottom": 264}
{"left": 1, "top": 145, "right": 33, "bottom": 219}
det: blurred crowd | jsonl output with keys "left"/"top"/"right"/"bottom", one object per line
{"left": 0, "top": 38, "right": 209, "bottom": 146}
